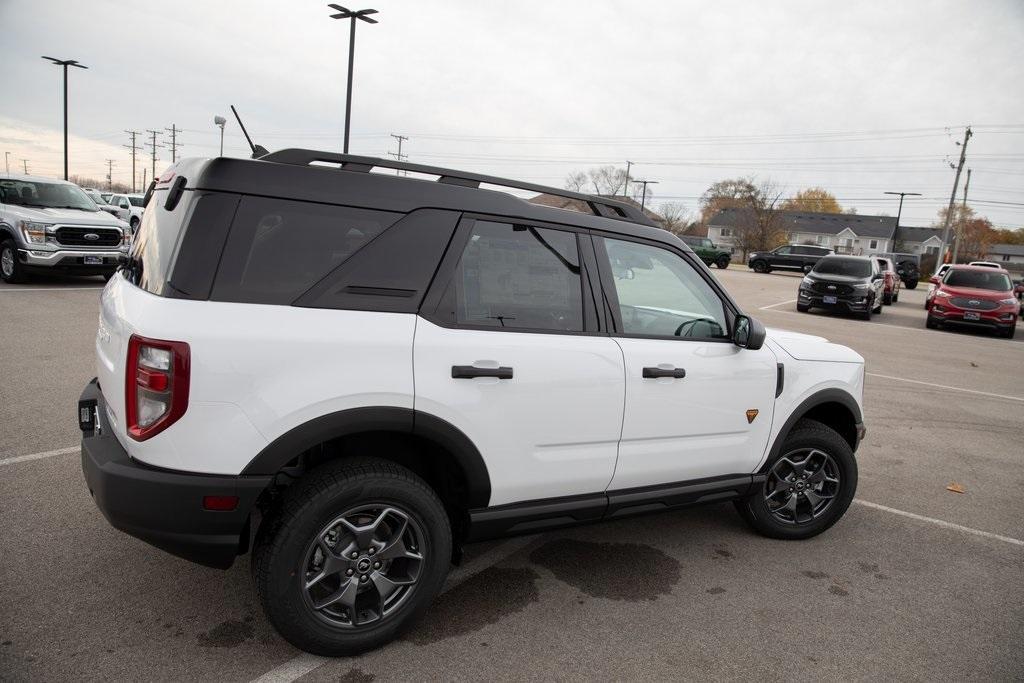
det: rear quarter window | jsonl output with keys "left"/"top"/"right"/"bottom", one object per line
{"left": 211, "top": 197, "right": 401, "bottom": 305}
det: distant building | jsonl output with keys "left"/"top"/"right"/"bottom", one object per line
{"left": 707, "top": 208, "right": 897, "bottom": 255}
{"left": 983, "top": 243, "right": 1024, "bottom": 272}
{"left": 892, "top": 225, "right": 944, "bottom": 257}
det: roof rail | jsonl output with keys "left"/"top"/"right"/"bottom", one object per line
{"left": 259, "top": 148, "right": 654, "bottom": 226}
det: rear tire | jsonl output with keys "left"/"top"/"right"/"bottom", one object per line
{"left": 734, "top": 419, "right": 857, "bottom": 540}
{"left": 0, "top": 239, "right": 28, "bottom": 284}
{"left": 253, "top": 458, "right": 452, "bottom": 656}
{"left": 715, "top": 255, "right": 730, "bottom": 269}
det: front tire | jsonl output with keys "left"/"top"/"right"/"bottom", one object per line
{"left": 0, "top": 239, "right": 28, "bottom": 283}
{"left": 253, "top": 458, "right": 452, "bottom": 656}
{"left": 751, "top": 260, "right": 768, "bottom": 273}
{"left": 797, "top": 303, "right": 810, "bottom": 313}
{"left": 926, "top": 315, "right": 939, "bottom": 329}
{"left": 734, "top": 419, "right": 857, "bottom": 540}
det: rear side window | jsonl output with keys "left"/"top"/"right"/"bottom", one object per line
{"left": 212, "top": 197, "right": 400, "bottom": 305}
{"left": 128, "top": 188, "right": 191, "bottom": 295}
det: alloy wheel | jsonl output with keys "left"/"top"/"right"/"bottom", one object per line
{"left": 1, "top": 247, "right": 13, "bottom": 277}
{"left": 763, "top": 449, "right": 841, "bottom": 524}
{"left": 301, "top": 504, "right": 425, "bottom": 629}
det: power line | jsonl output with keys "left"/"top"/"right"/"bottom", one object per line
{"left": 388, "top": 133, "right": 408, "bottom": 175}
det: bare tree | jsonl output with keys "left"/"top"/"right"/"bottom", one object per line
{"left": 564, "top": 171, "right": 588, "bottom": 192}
{"left": 730, "top": 180, "right": 788, "bottom": 260}
{"left": 658, "top": 202, "right": 692, "bottom": 235}
{"left": 564, "top": 165, "right": 629, "bottom": 196}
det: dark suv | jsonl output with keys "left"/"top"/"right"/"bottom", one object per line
{"left": 679, "top": 235, "right": 731, "bottom": 269}
{"left": 797, "top": 255, "right": 885, "bottom": 319}
{"left": 748, "top": 244, "right": 833, "bottom": 274}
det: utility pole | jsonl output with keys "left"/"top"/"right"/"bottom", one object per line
{"left": 388, "top": 133, "right": 408, "bottom": 175}
{"left": 4, "top": 151, "right": 9, "bottom": 174}
{"left": 328, "top": 5, "right": 379, "bottom": 154}
{"left": 42, "top": 56, "right": 88, "bottom": 180}
{"left": 21, "top": 159, "right": 29, "bottom": 174}
{"left": 164, "top": 124, "right": 181, "bottom": 163}
{"left": 632, "top": 179, "right": 658, "bottom": 213}
{"left": 142, "top": 168, "right": 147, "bottom": 190}
{"left": 145, "top": 130, "right": 163, "bottom": 183}
{"left": 951, "top": 168, "right": 972, "bottom": 264}
{"left": 105, "top": 159, "right": 115, "bottom": 190}
{"left": 937, "top": 126, "right": 972, "bottom": 266}
{"left": 124, "top": 130, "right": 141, "bottom": 193}
{"left": 623, "top": 160, "right": 633, "bottom": 197}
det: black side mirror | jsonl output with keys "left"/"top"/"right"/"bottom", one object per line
{"left": 733, "top": 315, "right": 766, "bottom": 350}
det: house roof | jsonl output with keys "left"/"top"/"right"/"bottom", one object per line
{"left": 987, "top": 243, "right": 1024, "bottom": 256}
{"left": 894, "top": 225, "right": 943, "bottom": 244}
{"left": 708, "top": 207, "right": 897, "bottom": 239}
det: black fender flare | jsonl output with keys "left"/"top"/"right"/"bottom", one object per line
{"left": 764, "top": 388, "right": 863, "bottom": 469}
{"left": 241, "top": 407, "right": 492, "bottom": 509}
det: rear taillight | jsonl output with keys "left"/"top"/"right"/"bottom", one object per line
{"left": 126, "top": 335, "right": 190, "bottom": 441}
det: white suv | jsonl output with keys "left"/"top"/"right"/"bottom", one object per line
{"left": 79, "top": 151, "right": 865, "bottom": 655}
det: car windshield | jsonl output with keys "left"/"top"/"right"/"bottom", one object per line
{"left": 944, "top": 269, "right": 1011, "bottom": 291}
{"left": 0, "top": 179, "right": 97, "bottom": 211}
{"left": 812, "top": 257, "right": 871, "bottom": 278}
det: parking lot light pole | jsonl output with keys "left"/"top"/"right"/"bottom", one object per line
{"left": 883, "top": 191, "right": 921, "bottom": 236}
{"left": 327, "top": 5, "right": 378, "bottom": 154}
{"left": 41, "top": 56, "right": 88, "bottom": 180}
{"left": 214, "top": 116, "right": 227, "bottom": 156}
{"left": 632, "top": 179, "right": 658, "bottom": 213}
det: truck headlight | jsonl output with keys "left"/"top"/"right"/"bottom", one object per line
{"left": 19, "top": 221, "right": 52, "bottom": 244}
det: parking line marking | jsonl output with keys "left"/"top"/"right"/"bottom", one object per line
{"left": 853, "top": 499, "right": 1024, "bottom": 547}
{"left": 0, "top": 287, "right": 103, "bottom": 292}
{"left": 759, "top": 298, "right": 797, "bottom": 311}
{"left": 866, "top": 372, "right": 1024, "bottom": 403}
{"left": 249, "top": 534, "right": 538, "bottom": 683}
{"left": 0, "top": 446, "right": 78, "bottom": 467}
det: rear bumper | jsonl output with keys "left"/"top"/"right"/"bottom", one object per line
{"left": 79, "top": 380, "right": 271, "bottom": 569}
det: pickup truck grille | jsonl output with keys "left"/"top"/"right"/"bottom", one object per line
{"left": 811, "top": 281, "right": 854, "bottom": 295}
{"left": 55, "top": 227, "right": 122, "bottom": 247}
{"left": 949, "top": 297, "right": 999, "bottom": 311}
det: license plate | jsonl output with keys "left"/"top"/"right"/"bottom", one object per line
{"left": 84, "top": 255, "right": 103, "bottom": 265}
{"left": 964, "top": 311, "right": 980, "bottom": 321}
{"left": 823, "top": 295, "right": 837, "bottom": 304}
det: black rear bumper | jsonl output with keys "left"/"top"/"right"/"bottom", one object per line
{"left": 79, "top": 380, "right": 271, "bottom": 569}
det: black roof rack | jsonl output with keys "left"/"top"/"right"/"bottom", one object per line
{"left": 259, "top": 148, "right": 654, "bottom": 226}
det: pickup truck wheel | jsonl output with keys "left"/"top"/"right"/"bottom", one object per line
{"left": 734, "top": 419, "right": 857, "bottom": 540}
{"left": 715, "top": 255, "right": 730, "bottom": 269}
{"left": 253, "top": 458, "right": 451, "bottom": 656}
{"left": 0, "top": 239, "right": 28, "bottom": 283}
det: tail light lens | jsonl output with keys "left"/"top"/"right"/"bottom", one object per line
{"left": 126, "top": 335, "right": 190, "bottom": 441}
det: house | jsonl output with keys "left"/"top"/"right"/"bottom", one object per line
{"left": 892, "top": 225, "right": 944, "bottom": 257}
{"left": 707, "top": 208, "right": 897, "bottom": 255}
{"left": 983, "top": 243, "right": 1024, "bottom": 273}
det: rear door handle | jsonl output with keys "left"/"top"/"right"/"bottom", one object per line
{"left": 452, "top": 365, "right": 514, "bottom": 380}
{"left": 642, "top": 366, "right": 686, "bottom": 379}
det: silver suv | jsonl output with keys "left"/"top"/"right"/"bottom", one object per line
{"left": 0, "top": 175, "right": 130, "bottom": 283}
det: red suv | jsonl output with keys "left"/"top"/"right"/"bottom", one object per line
{"left": 926, "top": 265, "right": 1019, "bottom": 338}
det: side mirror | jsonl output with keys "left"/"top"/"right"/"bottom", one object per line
{"left": 733, "top": 315, "right": 766, "bottom": 350}
{"left": 929, "top": 275, "right": 940, "bottom": 285}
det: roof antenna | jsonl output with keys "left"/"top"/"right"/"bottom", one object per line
{"left": 230, "top": 105, "right": 269, "bottom": 159}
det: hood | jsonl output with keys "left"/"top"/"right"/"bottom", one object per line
{"left": 9, "top": 205, "right": 127, "bottom": 228}
{"left": 939, "top": 285, "right": 1011, "bottom": 300}
{"left": 767, "top": 327, "right": 864, "bottom": 364}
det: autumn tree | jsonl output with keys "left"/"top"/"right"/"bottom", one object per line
{"left": 698, "top": 177, "right": 758, "bottom": 224}
{"left": 993, "top": 227, "right": 1024, "bottom": 245}
{"left": 957, "top": 217, "right": 997, "bottom": 262}
{"left": 779, "top": 187, "right": 843, "bottom": 214}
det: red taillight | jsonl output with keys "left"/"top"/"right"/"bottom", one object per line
{"left": 126, "top": 335, "right": 190, "bottom": 441}
{"left": 203, "top": 495, "right": 239, "bottom": 511}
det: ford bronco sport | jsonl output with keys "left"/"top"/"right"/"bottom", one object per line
{"left": 79, "top": 151, "right": 865, "bottom": 655}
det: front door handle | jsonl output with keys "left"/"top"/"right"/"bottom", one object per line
{"left": 642, "top": 366, "right": 686, "bottom": 379}
{"left": 452, "top": 365, "right": 514, "bottom": 380}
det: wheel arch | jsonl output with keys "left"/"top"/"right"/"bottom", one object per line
{"left": 242, "top": 407, "right": 492, "bottom": 511}
{"left": 763, "top": 389, "right": 862, "bottom": 471}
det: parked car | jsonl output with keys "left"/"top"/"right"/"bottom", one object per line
{"left": 1014, "top": 278, "right": 1024, "bottom": 301}
{"left": 79, "top": 150, "right": 866, "bottom": 656}
{"left": 748, "top": 244, "right": 833, "bottom": 274}
{"left": 874, "top": 251, "right": 920, "bottom": 289}
{"left": 968, "top": 261, "right": 1001, "bottom": 269}
{"left": 870, "top": 255, "right": 901, "bottom": 305}
{"left": 926, "top": 265, "right": 1018, "bottom": 337}
{"left": 797, "top": 255, "right": 885, "bottom": 320}
{"left": 106, "top": 192, "right": 146, "bottom": 233}
{"left": 82, "top": 188, "right": 129, "bottom": 222}
{"left": 679, "top": 235, "right": 731, "bottom": 269}
{"left": 0, "top": 175, "right": 130, "bottom": 283}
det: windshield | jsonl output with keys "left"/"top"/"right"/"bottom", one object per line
{"left": 0, "top": 179, "right": 97, "bottom": 211}
{"left": 812, "top": 257, "right": 871, "bottom": 278}
{"left": 944, "top": 269, "right": 1011, "bottom": 291}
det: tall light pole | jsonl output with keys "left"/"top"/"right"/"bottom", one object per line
{"left": 632, "top": 179, "right": 658, "bottom": 213}
{"left": 214, "top": 116, "right": 226, "bottom": 156}
{"left": 883, "top": 191, "right": 921, "bottom": 236}
{"left": 327, "top": 4, "right": 378, "bottom": 154}
{"left": 41, "top": 56, "right": 88, "bottom": 180}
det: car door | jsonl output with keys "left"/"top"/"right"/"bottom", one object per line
{"left": 414, "top": 218, "right": 626, "bottom": 507}
{"left": 771, "top": 245, "right": 799, "bottom": 270}
{"left": 594, "top": 235, "right": 778, "bottom": 490}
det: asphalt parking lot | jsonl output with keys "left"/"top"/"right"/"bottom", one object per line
{"left": 1, "top": 267, "right": 1022, "bottom": 682}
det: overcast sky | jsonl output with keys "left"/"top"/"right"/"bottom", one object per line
{"left": 2, "top": 0, "right": 1022, "bottom": 229}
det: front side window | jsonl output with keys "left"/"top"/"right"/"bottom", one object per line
{"left": 775, "top": 246, "right": 792, "bottom": 255}
{"left": 441, "top": 220, "right": 583, "bottom": 332}
{"left": 601, "top": 238, "right": 728, "bottom": 339}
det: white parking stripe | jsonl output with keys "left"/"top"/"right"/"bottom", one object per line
{"left": 249, "top": 534, "right": 538, "bottom": 683}
{"left": 758, "top": 298, "right": 798, "bottom": 310}
{"left": 866, "top": 372, "right": 1024, "bottom": 403}
{"left": 0, "top": 286, "right": 103, "bottom": 292}
{"left": 854, "top": 499, "right": 1024, "bottom": 547}
{"left": 0, "top": 446, "right": 78, "bottom": 467}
